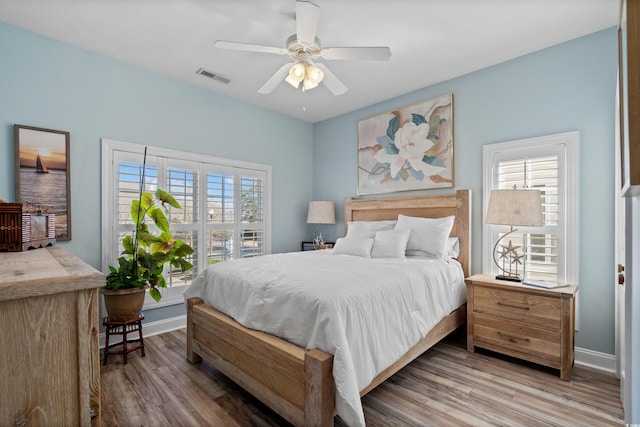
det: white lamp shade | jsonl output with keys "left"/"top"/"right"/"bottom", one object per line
{"left": 307, "top": 201, "right": 335, "bottom": 224}
{"left": 285, "top": 63, "right": 306, "bottom": 88}
{"left": 485, "top": 189, "right": 543, "bottom": 227}
{"left": 303, "top": 64, "right": 324, "bottom": 90}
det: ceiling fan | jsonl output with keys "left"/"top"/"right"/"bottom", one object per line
{"left": 214, "top": 0, "right": 391, "bottom": 96}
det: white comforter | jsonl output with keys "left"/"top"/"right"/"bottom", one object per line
{"left": 183, "top": 250, "right": 465, "bottom": 427}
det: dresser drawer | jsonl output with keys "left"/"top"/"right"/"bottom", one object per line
{"left": 473, "top": 314, "right": 561, "bottom": 363}
{"left": 473, "top": 286, "right": 561, "bottom": 330}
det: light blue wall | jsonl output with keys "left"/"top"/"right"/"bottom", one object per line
{"left": 0, "top": 20, "right": 619, "bottom": 354}
{"left": 0, "top": 22, "right": 314, "bottom": 322}
{"left": 313, "top": 28, "right": 618, "bottom": 354}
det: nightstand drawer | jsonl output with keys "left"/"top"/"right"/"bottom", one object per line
{"left": 473, "top": 314, "right": 560, "bottom": 362}
{"left": 474, "top": 286, "right": 561, "bottom": 330}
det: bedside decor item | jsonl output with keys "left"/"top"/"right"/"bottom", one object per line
{"left": 485, "top": 187, "right": 543, "bottom": 282}
{"left": 14, "top": 125, "right": 71, "bottom": 241}
{"left": 0, "top": 202, "right": 55, "bottom": 251}
{"left": 357, "top": 93, "right": 453, "bottom": 195}
{"left": 306, "top": 200, "right": 335, "bottom": 249}
{"left": 102, "top": 148, "right": 194, "bottom": 320}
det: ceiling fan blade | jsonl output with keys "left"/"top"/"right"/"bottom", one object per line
{"left": 215, "top": 40, "right": 288, "bottom": 55}
{"left": 296, "top": 1, "right": 320, "bottom": 44}
{"left": 319, "top": 46, "right": 392, "bottom": 61}
{"left": 258, "top": 62, "right": 294, "bottom": 94}
{"left": 314, "top": 63, "right": 347, "bottom": 96}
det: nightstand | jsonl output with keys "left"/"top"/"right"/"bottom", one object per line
{"left": 465, "top": 274, "right": 578, "bottom": 380}
{"left": 301, "top": 241, "right": 334, "bottom": 251}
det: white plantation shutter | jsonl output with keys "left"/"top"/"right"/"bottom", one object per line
{"left": 103, "top": 140, "right": 271, "bottom": 308}
{"left": 116, "top": 161, "right": 158, "bottom": 224}
{"left": 206, "top": 171, "right": 234, "bottom": 264}
{"left": 240, "top": 175, "right": 265, "bottom": 257}
{"left": 166, "top": 164, "right": 199, "bottom": 286}
{"left": 112, "top": 154, "right": 160, "bottom": 257}
{"left": 494, "top": 155, "right": 560, "bottom": 281}
{"left": 483, "top": 132, "right": 579, "bottom": 286}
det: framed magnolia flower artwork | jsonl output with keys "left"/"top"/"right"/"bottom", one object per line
{"left": 357, "top": 93, "right": 454, "bottom": 195}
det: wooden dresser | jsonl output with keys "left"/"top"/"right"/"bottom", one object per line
{"left": 465, "top": 274, "right": 578, "bottom": 380}
{"left": 0, "top": 246, "right": 104, "bottom": 426}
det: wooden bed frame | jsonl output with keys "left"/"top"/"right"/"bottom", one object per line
{"left": 187, "top": 189, "right": 471, "bottom": 426}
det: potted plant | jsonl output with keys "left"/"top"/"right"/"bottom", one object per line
{"left": 101, "top": 149, "right": 194, "bottom": 321}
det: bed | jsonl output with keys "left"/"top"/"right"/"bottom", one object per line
{"left": 185, "top": 189, "right": 471, "bottom": 426}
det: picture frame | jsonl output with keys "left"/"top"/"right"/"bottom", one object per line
{"left": 14, "top": 124, "right": 71, "bottom": 240}
{"left": 357, "top": 93, "right": 454, "bottom": 195}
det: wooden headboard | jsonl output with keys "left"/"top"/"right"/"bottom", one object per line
{"left": 343, "top": 189, "right": 471, "bottom": 278}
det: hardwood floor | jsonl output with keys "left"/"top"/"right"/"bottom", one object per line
{"left": 100, "top": 328, "right": 623, "bottom": 426}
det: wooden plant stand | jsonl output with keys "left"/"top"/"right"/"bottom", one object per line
{"left": 103, "top": 313, "right": 145, "bottom": 365}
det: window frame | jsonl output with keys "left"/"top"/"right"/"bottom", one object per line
{"left": 482, "top": 131, "right": 579, "bottom": 288}
{"left": 101, "top": 139, "right": 272, "bottom": 309}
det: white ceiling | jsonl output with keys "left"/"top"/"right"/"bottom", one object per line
{"left": 0, "top": 0, "right": 619, "bottom": 123}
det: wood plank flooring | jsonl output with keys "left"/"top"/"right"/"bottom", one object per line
{"left": 100, "top": 328, "right": 624, "bottom": 426}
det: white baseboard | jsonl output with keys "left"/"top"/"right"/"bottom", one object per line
{"left": 99, "top": 314, "right": 186, "bottom": 348}
{"left": 575, "top": 346, "right": 617, "bottom": 374}
{"left": 99, "top": 315, "right": 619, "bottom": 376}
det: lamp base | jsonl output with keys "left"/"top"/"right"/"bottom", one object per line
{"left": 495, "top": 274, "right": 522, "bottom": 283}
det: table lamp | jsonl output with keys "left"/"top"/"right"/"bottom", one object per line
{"left": 306, "top": 201, "right": 335, "bottom": 249}
{"left": 485, "top": 188, "right": 543, "bottom": 282}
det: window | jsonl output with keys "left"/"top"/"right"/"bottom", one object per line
{"left": 483, "top": 131, "right": 579, "bottom": 285}
{"left": 102, "top": 139, "right": 272, "bottom": 308}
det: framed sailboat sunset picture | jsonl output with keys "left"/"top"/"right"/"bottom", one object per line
{"left": 14, "top": 125, "right": 71, "bottom": 240}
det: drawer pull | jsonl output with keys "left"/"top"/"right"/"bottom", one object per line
{"left": 496, "top": 302, "right": 530, "bottom": 310}
{"left": 497, "top": 331, "right": 530, "bottom": 343}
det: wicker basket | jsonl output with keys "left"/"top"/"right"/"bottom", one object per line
{"left": 0, "top": 203, "right": 56, "bottom": 251}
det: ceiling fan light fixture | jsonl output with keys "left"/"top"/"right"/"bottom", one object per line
{"left": 214, "top": 0, "right": 391, "bottom": 95}
{"left": 285, "top": 62, "right": 306, "bottom": 88}
{"left": 303, "top": 64, "right": 324, "bottom": 90}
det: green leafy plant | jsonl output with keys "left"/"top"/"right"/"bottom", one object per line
{"left": 105, "top": 149, "right": 194, "bottom": 302}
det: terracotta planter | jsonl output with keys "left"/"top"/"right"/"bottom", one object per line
{"left": 101, "top": 286, "right": 147, "bottom": 322}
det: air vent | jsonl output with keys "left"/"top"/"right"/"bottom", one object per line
{"left": 196, "top": 68, "right": 230, "bottom": 84}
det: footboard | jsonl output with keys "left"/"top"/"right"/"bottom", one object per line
{"left": 186, "top": 298, "right": 335, "bottom": 426}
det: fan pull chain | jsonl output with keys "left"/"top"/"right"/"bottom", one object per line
{"left": 302, "top": 86, "right": 307, "bottom": 112}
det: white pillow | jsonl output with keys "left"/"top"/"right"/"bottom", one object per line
{"left": 394, "top": 214, "right": 455, "bottom": 258}
{"left": 331, "top": 237, "right": 374, "bottom": 257}
{"left": 371, "top": 229, "right": 411, "bottom": 258}
{"left": 346, "top": 220, "right": 397, "bottom": 239}
{"left": 447, "top": 237, "right": 460, "bottom": 258}
{"left": 344, "top": 229, "right": 377, "bottom": 240}
{"left": 406, "top": 237, "right": 459, "bottom": 258}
